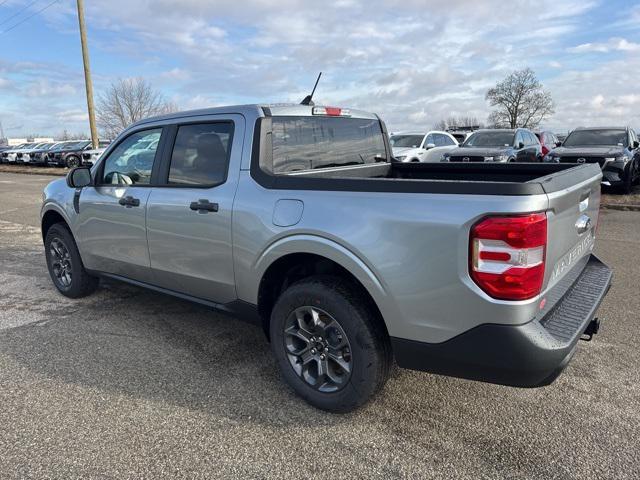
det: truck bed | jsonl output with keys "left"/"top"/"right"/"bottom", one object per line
{"left": 263, "top": 161, "right": 602, "bottom": 196}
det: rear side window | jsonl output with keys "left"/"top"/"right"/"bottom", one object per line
{"left": 270, "top": 117, "right": 386, "bottom": 174}
{"left": 168, "top": 123, "right": 233, "bottom": 186}
{"left": 101, "top": 128, "right": 162, "bottom": 185}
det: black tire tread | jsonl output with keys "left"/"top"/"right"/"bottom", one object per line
{"left": 270, "top": 275, "right": 392, "bottom": 412}
{"left": 45, "top": 223, "right": 99, "bottom": 298}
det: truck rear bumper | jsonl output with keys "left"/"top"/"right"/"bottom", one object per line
{"left": 391, "top": 255, "right": 612, "bottom": 388}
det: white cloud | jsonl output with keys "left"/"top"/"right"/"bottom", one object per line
{"left": 9, "top": 0, "right": 640, "bottom": 135}
{"left": 568, "top": 37, "right": 640, "bottom": 54}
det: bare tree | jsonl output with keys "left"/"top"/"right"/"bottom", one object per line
{"left": 433, "top": 116, "right": 483, "bottom": 131}
{"left": 485, "top": 68, "right": 554, "bottom": 129}
{"left": 97, "top": 78, "right": 178, "bottom": 139}
{"left": 55, "top": 130, "right": 89, "bottom": 141}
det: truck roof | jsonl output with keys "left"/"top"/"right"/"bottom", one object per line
{"left": 133, "top": 103, "right": 378, "bottom": 128}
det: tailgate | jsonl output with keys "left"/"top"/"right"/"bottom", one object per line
{"left": 542, "top": 164, "right": 602, "bottom": 291}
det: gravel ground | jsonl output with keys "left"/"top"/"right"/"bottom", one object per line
{"left": 0, "top": 171, "right": 638, "bottom": 479}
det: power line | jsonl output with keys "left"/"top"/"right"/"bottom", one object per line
{"left": 0, "top": 0, "right": 39, "bottom": 26}
{"left": 0, "top": 0, "right": 59, "bottom": 34}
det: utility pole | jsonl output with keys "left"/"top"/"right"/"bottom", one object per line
{"left": 76, "top": 0, "right": 98, "bottom": 149}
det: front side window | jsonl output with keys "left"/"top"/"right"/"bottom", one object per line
{"left": 167, "top": 122, "right": 233, "bottom": 186}
{"left": 271, "top": 117, "right": 386, "bottom": 174}
{"left": 101, "top": 128, "right": 162, "bottom": 185}
{"left": 435, "top": 134, "right": 455, "bottom": 146}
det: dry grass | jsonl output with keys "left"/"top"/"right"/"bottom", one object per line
{"left": 0, "top": 164, "right": 66, "bottom": 176}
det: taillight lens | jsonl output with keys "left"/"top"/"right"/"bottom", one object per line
{"left": 470, "top": 213, "right": 547, "bottom": 300}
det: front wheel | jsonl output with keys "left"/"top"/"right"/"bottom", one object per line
{"left": 65, "top": 155, "right": 80, "bottom": 168}
{"left": 45, "top": 223, "right": 99, "bottom": 298}
{"left": 270, "top": 275, "right": 392, "bottom": 413}
{"left": 619, "top": 164, "right": 634, "bottom": 194}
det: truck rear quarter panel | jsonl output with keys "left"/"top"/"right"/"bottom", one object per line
{"left": 232, "top": 172, "right": 551, "bottom": 344}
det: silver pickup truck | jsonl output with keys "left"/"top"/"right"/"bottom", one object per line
{"left": 41, "top": 104, "right": 612, "bottom": 412}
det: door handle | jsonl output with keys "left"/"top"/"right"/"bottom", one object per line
{"left": 190, "top": 199, "right": 219, "bottom": 213}
{"left": 118, "top": 195, "right": 140, "bottom": 208}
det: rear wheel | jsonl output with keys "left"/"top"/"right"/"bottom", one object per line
{"left": 270, "top": 275, "right": 392, "bottom": 413}
{"left": 45, "top": 223, "right": 99, "bottom": 298}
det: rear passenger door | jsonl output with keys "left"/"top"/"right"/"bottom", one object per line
{"left": 145, "top": 115, "right": 245, "bottom": 303}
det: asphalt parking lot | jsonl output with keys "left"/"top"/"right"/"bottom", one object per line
{"left": 0, "top": 171, "right": 638, "bottom": 479}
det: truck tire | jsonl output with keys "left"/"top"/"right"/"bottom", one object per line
{"left": 45, "top": 223, "right": 99, "bottom": 298}
{"left": 270, "top": 275, "right": 392, "bottom": 412}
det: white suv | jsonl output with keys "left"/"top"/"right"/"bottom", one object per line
{"left": 390, "top": 131, "right": 459, "bottom": 162}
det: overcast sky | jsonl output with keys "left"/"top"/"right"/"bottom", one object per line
{"left": 1, "top": 0, "right": 639, "bottom": 137}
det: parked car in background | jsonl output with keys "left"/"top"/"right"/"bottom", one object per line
{"left": 16, "top": 143, "right": 50, "bottom": 164}
{"left": 28, "top": 142, "right": 66, "bottom": 165}
{"left": 446, "top": 125, "right": 480, "bottom": 145}
{"left": 544, "top": 126, "right": 640, "bottom": 193}
{"left": 1, "top": 143, "right": 35, "bottom": 163}
{"left": 443, "top": 128, "right": 542, "bottom": 163}
{"left": 390, "top": 130, "right": 458, "bottom": 162}
{"left": 81, "top": 141, "right": 111, "bottom": 166}
{"left": 535, "top": 131, "right": 559, "bottom": 158}
{"left": 41, "top": 103, "right": 611, "bottom": 412}
{"left": 46, "top": 140, "right": 91, "bottom": 168}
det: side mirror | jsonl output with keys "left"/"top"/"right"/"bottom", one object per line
{"left": 66, "top": 166, "right": 92, "bottom": 188}
{"left": 634, "top": 140, "right": 639, "bottom": 149}
{"left": 517, "top": 142, "right": 525, "bottom": 150}
{"left": 425, "top": 143, "right": 436, "bottom": 150}
{"left": 555, "top": 141, "right": 562, "bottom": 147}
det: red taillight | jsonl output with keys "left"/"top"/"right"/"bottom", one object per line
{"left": 470, "top": 213, "right": 547, "bottom": 300}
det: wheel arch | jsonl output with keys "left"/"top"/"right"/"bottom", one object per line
{"left": 250, "top": 235, "right": 393, "bottom": 341}
{"left": 41, "top": 206, "right": 71, "bottom": 243}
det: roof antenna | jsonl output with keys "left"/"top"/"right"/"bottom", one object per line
{"left": 300, "top": 72, "right": 322, "bottom": 106}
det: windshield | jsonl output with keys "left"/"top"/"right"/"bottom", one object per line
{"left": 390, "top": 135, "right": 424, "bottom": 148}
{"left": 63, "top": 141, "right": 89, "bottom": 150}
{"left": 463, "top": 131, "right": 514, "bottom": 147}
{"left": 270, "top": 116, "right": 387, "bottom": 174}
{"left": 563, "top": 129, "right": 627, "bottom": 147}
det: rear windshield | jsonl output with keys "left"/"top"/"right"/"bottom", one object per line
{"left": 463, "top": 131, "right": 514, "bottom": 147}
{"left": 271, "top": 116, "right": 386, "bottom": 174}
{"left": 563, "top": 129, "right": 627, "bottom": 147}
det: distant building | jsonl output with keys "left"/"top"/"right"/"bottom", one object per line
{"left": 5, "top": 137, "right": 54, "bottom": 146}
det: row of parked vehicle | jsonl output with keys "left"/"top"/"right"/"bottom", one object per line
{"left": 0, "top": 140, "right": 109, "bottom": 168}
{"left": 389, "top": 126, "right": 640, "bottom": 193}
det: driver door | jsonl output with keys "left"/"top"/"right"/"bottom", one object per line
{"left": 76, "top": 127, "right": 165, "bottom": 283}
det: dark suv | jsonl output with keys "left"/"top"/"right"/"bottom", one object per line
{"left": 47, "top": 140, "right": 91, "bottom": 168}
{"left": 544, "top": 127, "right": 640, "bottom": 193}
{"left": 443, "top": 128, "right": 542, "bottom": 163}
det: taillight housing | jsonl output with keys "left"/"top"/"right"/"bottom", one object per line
{"left": 470, "top": 213, "right": 547, "bottom": 301}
